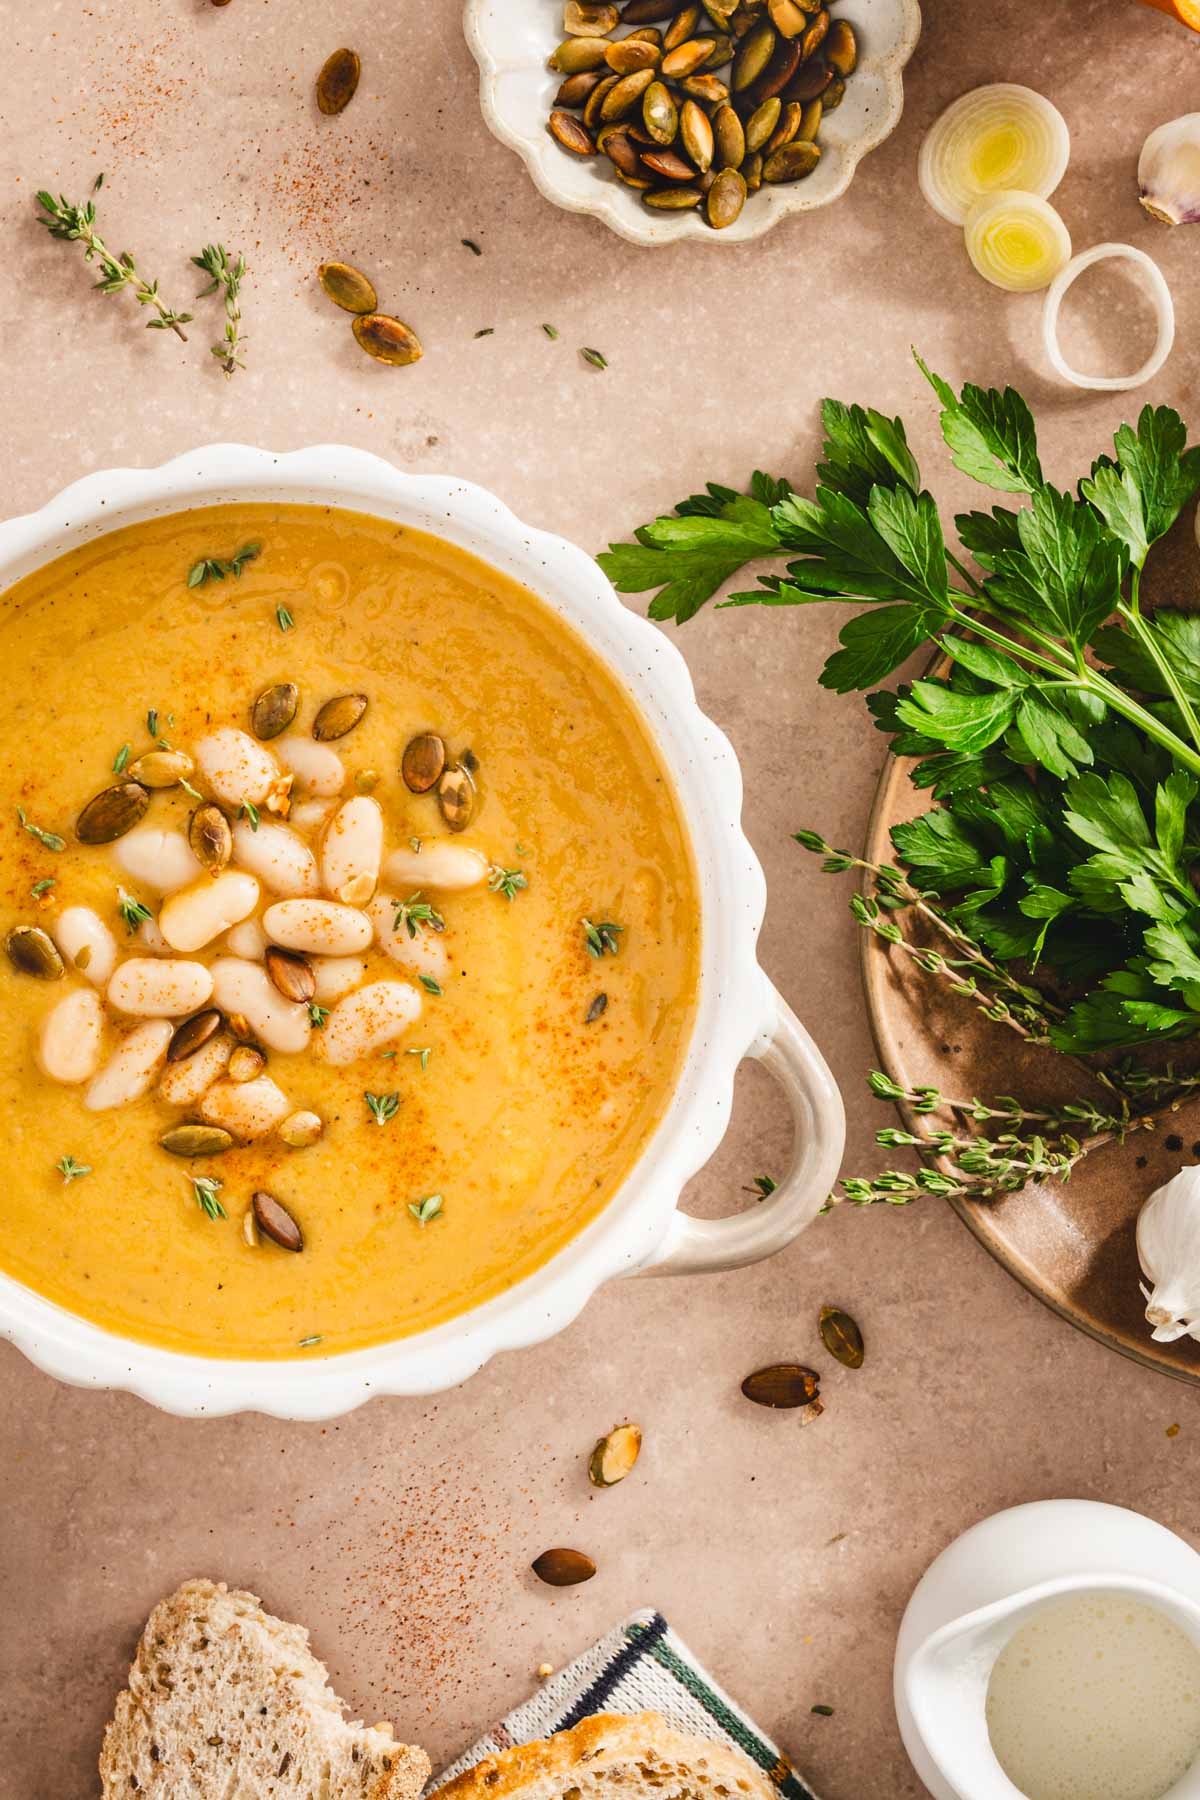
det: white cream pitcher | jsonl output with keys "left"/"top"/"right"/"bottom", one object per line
{"left": 894, "top": 1500, "right": 1200, "bottom": 1800}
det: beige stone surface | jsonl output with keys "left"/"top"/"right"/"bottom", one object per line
{"left": 1, "top": 2, "right": 1200, "bottom": 1796}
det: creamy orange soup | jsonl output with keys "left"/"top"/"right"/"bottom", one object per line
{"left": 0, "top": 504, "right": 699, "bottom": 1357}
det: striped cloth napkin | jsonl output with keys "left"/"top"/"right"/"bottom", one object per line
{"left": 434, "top": 1609, "right": 819, "bottom": 1800}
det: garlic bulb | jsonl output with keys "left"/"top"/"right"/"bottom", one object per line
{"left": 1138, "top": 114, "right": 1200, "bottom": 226}
{"left": 1136, "top": 1167, "right": 1200, "bottom": 1342}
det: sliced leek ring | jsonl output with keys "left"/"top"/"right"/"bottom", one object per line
{"left": 964, "top": 190, "right": 1071, "bottom": 292}
{"left": 1042, "top": 242, "right": 1175, "bottom": 391}
{"left": 918, "top": 83, "right": 1070, "bottom": 226}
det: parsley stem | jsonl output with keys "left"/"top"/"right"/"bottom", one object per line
{"left": 1117, "top": 588, "right": 1200, "bottom": 756}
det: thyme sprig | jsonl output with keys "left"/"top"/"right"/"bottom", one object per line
{"left": 17, "top": 807, "right": 65, "bottom": 853}
{"left": 56, "top": 1155, "right": 91, "bottom": 1184}
{"left": 364, "top": 1091, "right": 400, "bottom": 1126}
{"left": 489, "top": 865, "right": 527, "bottom": 901}
{"left": 191, "top": 242, "right": 247, "bottom": 375}
{"left": 190, "top": 1174, "right": 226, "bottom": 1220}
{"left": 392, "top": 893, "right": 445, "bottom": 938}
{"left": 582, "top": 918, "right": 623, "bottom": 958}
{"left": 188, "top": 542, "right": 260, "bottom": 587}
{"left": 117, "top": 889, "right": 153, "bottom": 934}
{"left": 36, "top": 187, "right": 193, "bottom": 340}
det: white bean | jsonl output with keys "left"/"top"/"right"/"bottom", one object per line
{"left": 158, "top": 1031, "right": 232, "bottom": 1106}
{"left": 53, "top": 906, "right": 117, "bottom": 987}
{"left": 318, "top": 980, "right": 422, "bottom": 1065}
{"left": 159, "top": 871, "right": 260, "bottom": 952}
{"left": 311, "top": 955, "right": 366, "bottom": 1002}
{"left": 367, "top": 894, "right": 450, "bottom": 982}
{"left": 37, "top": 987, "right": 105, "bottom": 1084}
{"left": 225, "top": 917, "right": 267, "bottom": 960}
{"left": 107, "top": 957, "right": 215, "bottom": 1017}
{"left": 321, "top": 796, "right": 383, "bottom": 903}
{"left": 85, "top": 1018, "right": 173, "bottom": 1111}
{"left": 383, "top": 841, "right": 489, "bottom": 891}
{"left": 262, "top": 898, "right": 372, "bottom": 955}
{"left": 232, "top": 818, "right": 320, "bottom": 897}
{"left": 194, "top": 727, "right": 280, "bottom": 808}
{"left": 289, "top": 797, "right": 337, "bottom": 834}
{"left": 275, "top": 734, "right": 345, "bottom": 797}
{"left": 112, "top": 827, "right": 203, "bottom": 894}
{"left": 210, "top": 957, "right": 312, "bottom": 1054}
{"left": 200, "top": 1074, "right": 292, "bottom": 1141}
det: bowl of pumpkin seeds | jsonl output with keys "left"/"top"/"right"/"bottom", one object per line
{"left": 464, "top": 0, "right": 921, "bottom": 244}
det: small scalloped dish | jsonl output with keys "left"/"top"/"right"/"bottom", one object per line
{"left": 464, "top": 0, "right": 923, "bottom": 246}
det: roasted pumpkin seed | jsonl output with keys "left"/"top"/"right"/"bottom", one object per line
{"left": 745, "top": 95, "right": 781, "bottom": 151}
{"left": 564, "top": 0, "right": 619, "bottom": 33}
{"left": 584, "top": 72, "right": 622, "bottom": 128}
{"left": 352, "top": 314, "right": 422, "bottom": 366}
{"left": 821, "top": 73, "right": 845, "bottom": 109}
{"left": 228, "top": 1044, "right": 267, "bottom": 1082}
{"left": 732, "top": 19, "right": 775, "bottom": 90}
{"left": 679, "top": 97, "right": 714, "bottom": 170}
{"left": 677, "top": 72, "right": 728, "bottom": 103}
{"left": 588, "top": 1423, "right": 643, "bottom": 1486}
{"left": 796, "top": 97, "right": 822, "bottom": 142}
{"left": 643, "top": 185, "right": 703, "bottom": 208}
{"left": 160, "top": 1123, "right": 234, "bottom": 1158}
{"left": 705, "top": 164, "right": 746, "bottom": 227}
{"left": 555, "top": 68, "right": 606, "bottom": 107}
{"left": 317, "top": 261, "right": 378, "bottom": 314}
{"left": 765, "top": 99, "right": 802, "bottom": 153}
{"left": 800, "top": 8, "right": 830, "bottom": 58}
{"left": 188, "top": 802, "right": 233, "bottom": 873}
{"left": 745, "top": 34, "right": 800, "bottom": 103}
{"left": 549, "top": 108, "right": 596, "bottom": 154}
{"left": 605, "top": 37, "right": 661, "bottom": 73}
{"left": 531, "top": 1547, "right": 596, "bottom": 1587}
{"left": 312, "top": 692, "right": 368, "bottom": 740}
{"left": 743, "top": 150, "right": 763, "bottom": 191}
{"left": 626, "top": 27, "right": 664, "bottom": 45}
{"left": 438, "top": 763, "right": 475, "bottom": 832}
{"left": 763, "top": 138, "right": 819, "bottom": 180}
{"left": 354, "top": 768, "right": 380, "bottom": 794}
{"left": 663, "top": 4, "right": 701, "bottom": 50}
{"left": 167, "top": 1008, "right": 223, "bottom": 1062}
{"left": 661, "top": 36, "right": 716, "bottom": 77}
{"left": 76, "top": 780, "right": 151, "bottom": 845}
{"left": 699, "top": 31, "right": 734, "bottom": 63}
{"left": 600, "top": 66, "right": 656, "bottom": 120}
{"left": 741, "top": 1362, "right": 820, "bottom": 1408}
{"left": 767, "top": 0, "right": 808, "bottom": 35}
{"left": 620, "top": 0, "right": 675, "bottom": 18}
{"left": 819, "top": 1304, "right": 865, "bottom": 1369}
{"left": 6, "top": 924, "right": 63, "bottom": 979}
{"left": 280, "top": 1109, "right": 323, "bottom": 1148}
{"left": 315, "top": 47, "right": 360, "bottom": 116}
{"left": 265, "top": 945, "right": 317, "bottom": 1004}
{"left": 617, "top": 168, "right": 654, "bottom": 189}
{"left": 253, "top": 1189, "right": 303, "bottom": 1252}
{"left": 642, "top": 79, "right": 678, "bottom": 143}
{"left": 783, "top": 58, "right": 833, "bottom": 101}
{"left": 640, "top": 147, "right": 696, "bottom": 181}
{"left": 603, "top": 129, "right": 642, "bottom": 176}
{"left": 714, "top": 102, "right": 746, "bottom": 168}
{"left": 549, "top": 34, "right": 610, "bottom": 73}
{"left": 825, "top": 17, "right": 856, "bottom": 73}
{"left": 700, "top": 0, "right": 736, "bottom": 23}
{"left": 401, "top": 732, "right": 446, "bottom": 793}
{"left": 251, "top": 681, "right": 300, "bottom": 741}
{"left": 127, "top": 748, "right": 195, "bottom": 790}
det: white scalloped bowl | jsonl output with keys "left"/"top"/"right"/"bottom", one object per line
{"left": 464, "top": 0, "right": 922, "bottom": 245}
{"left": 0, "top": 447, "right": 845, "bottom": 1418}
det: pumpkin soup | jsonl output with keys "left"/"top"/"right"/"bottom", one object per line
{"left": 0, "top": 504, "right": 699, "bottom": 1357}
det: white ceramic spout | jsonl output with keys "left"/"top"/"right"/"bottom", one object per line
{"left": 904, "top": 1572, "right": 1200, "bottom": 1800}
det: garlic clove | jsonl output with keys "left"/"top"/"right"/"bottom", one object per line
{"left": 1136, "top": 1165, "right": 1200, "bottom": 1342}
{"left": 1138, "top": 113, "right": 1200, "bottom": 226}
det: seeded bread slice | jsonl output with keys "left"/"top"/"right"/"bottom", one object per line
{"left": 428, "top": 1713, "right": 779, "bottom": 1800}
{"left": 99, "top": 1577, "right": 431, "bottom": 1799}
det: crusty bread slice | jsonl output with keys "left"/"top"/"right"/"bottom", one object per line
{"left": 429, "top": 1712, "right": 780, "bottom": 1800}
{"left": 99, "top": 1577, "right": 431, "bottom": 1799}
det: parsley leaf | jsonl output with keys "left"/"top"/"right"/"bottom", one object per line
{"left": 915, "top": 354, "right": 1043, "bottom": 494}
{"left": 598, "top": 497, "right": 780, "bottom": 623}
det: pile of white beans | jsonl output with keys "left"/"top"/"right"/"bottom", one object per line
{"left": 35, "top": 724, "right": 492, "bottom": 1139}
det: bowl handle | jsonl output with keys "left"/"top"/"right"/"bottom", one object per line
{"left": 639, "top": 986, "right": 846, "bottom": 1277}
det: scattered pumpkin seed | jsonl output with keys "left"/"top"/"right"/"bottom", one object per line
{"left": 76, "top": 780, "right": 151, "bottom": 845}
{"left": 266, "top": 945, "right": 317, "bottom": 1003}
{"left": 438, "top": 763, "right": 475, "bottom": 832}
{"left": 352, "top": 314, "right": 422, "bottom": 366}
{"left": 531, "top": 1547, "right": 597, "bottom": 1587}
{"left": 5, "top": 924, "right": 64, "bottom": 979}
{"left": 402, "top": 732, "right": 446, "bottom": 793}
{"left": 167, "top": 1008, "right": 223, "bottom": 1062}
{"left": 188, "top": 802, "right": 233, "bottom": 873}
{"left": 160, "top": 1123, "right": 234, "bottom": 1158}
{"left": 252, "top": 1189, "right": 304, "bottom": 1252}
{"left": 312, "top": 692, "right": 368, "bottom": 741}
{"left": 763, "top": 138, "right": 820, "bottom": 181}
{"left": 318, "top": 260, "right": 378, "bottom": 314}
{"left": 585, "top": 991, "right": 609, "bottom": 1021}
{"left": 251, "top": 681, "right": 300, "bottom": 741}
{"left": 564, "top": 0, "right": 619, "bottom": 32}
{"left": 706, "top": 164, "right": 746, "bottom": 227}
{"left": 127, "top": 748, "right": 194, "bottom": 790}
{"left": 316, "top": 47, "right": 361, "bottom": 116}
{"left": 588, "top": 1422, "right": 642, "bottom": 1486}
{"left": 280, "top": 1109, "right": 323, "bottom": 1148}
{"left": 228, "top": 1044, "right": 267, "bottom": 1083}
{"left": 741, "top": 1362, "right": 820, "bottom": 1408}
{"left": 819, "top": 1304, "right": 864, "bottom": 1369}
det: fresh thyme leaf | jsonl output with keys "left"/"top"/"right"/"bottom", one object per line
{"left": 35, "top": 187, "right": 193, "bottom": 341}
{"left": 582, "top": 917, "right": 623, "bottom": 958}
{"left": 582, "top": 347, "right": 608, "bottom": 369}
{"left": 31, "top": 877, "right": 55, "bottom": 898}
{"left": 462, "top": 238, "right": 482, "bottom": 255}
{"left": 419, "top": 974, "right": 443, "bottom": 996}
{"left": 190, "top": 1174, "right": 226, "bottom": 1220}
{"left": 146, "top": 709, "right": 158, "bottom": 736}
{"left": 542, "top": 323, "right": 559, "bottom": 338}
{"left": 488, "top": 865, "right": 527, "bottom": 901}
{"left": 191, "top": 242, "right": 248, "bottom": 376}
{"left": 17, "top": 807, "right": 65, "bottom": 852}
{"left": 743, "top": 1174, "right": 777, "bottom": 1199}
{"left": 56, "top": 1154, "right": 91, "bottom": 1184}
{"left": 298, "top": 1334, "right": 323, "bottom": 1348}
{"left": 179, "top": 778, "right": 203, "bottom": 801}
{"left": 117, "top": 888, "right": 153, "bottom": 934}
{"left": 811, "top": 1705, "right": 835, "bottom": 1718}
{"left": 241, "top": 800, "right": 260, "bottom": 831}
{"left": 276, "top": 603, "right": 295, "bottom": 632}
{"left": 113, "top": 743, "right": 130, "bottom": 773}
{"left": 408, "top": 1192, "right": 444, "bottom": 1225}
{"left": 188, "top": 542, "right": 261, "bottom": 587}
{"left": 364, "top": 1090, "right": 400, "bottom": 1126}
{"left": 474, "top": 327, "right": 494, "bottom": 338}
{"left": 392, "top": 892, "right": 445, "bottom": 938}
{"left": 308, "top": 1002, "right": 330, "bottom": 1028}
{"left": 406, "top": 1046, "right": 432, "bottom": 1070}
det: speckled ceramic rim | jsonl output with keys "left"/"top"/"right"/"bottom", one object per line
{"left": 464, "top": 0, "right": 923, "bottom": 247}
{"left": 0, "top": 445, "right": 844, "bottom": 1418}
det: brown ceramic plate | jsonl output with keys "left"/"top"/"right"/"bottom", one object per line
{"left": 863, "top": 746, "right": 1200, "bottom": 1386}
